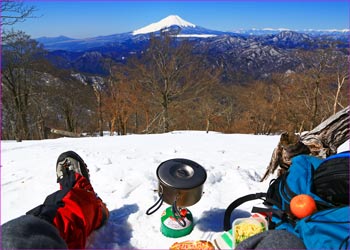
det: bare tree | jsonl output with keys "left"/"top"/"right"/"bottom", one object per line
{"left": 305, "top": 50, "right": 328, "bottom": 129}
{"left": 331, "top": 53, "right": 349, "bottom": 114}
{"left": 52, "top": 80, "right": 95, "bottom": 134}
{"left": 2, "top": 31, "right": 46, "bottom": 141}
{"left": 294, "top": 47, "right": 349, "bottom": 129}
{"left": 103, "top": 67, "right": 139, "bottom": 135}
{"left": 92, "top": 82, "right": 104, "bottom": 136}
{"left": 333, "top": 73, "right": 349, "bottom": 114}
{"left": 1, "top": 0, "right": 37, "bottom": 27}
{"left": 128, "top": 33, "right": 219, "bottom": 133}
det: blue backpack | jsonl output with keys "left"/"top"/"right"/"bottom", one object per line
{"left": 224, "top": 151, "right": 350, "bottom": 249}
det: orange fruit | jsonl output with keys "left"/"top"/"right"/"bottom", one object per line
{"left": 290, "top": 194, "right": 317, "bottom": 219}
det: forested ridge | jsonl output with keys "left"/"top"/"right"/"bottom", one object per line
{"left": 2, "top": 30, "right": 349, "bottom": 141}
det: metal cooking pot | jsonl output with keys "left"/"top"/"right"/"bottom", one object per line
{"left": 146, "top": 158, "right": 207, "bottom": 226}
{"left": 157, "top": 158, "right": 207, "bottom": 207}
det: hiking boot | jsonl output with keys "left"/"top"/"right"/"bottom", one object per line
{"left": 56, "top": 151, "right": 90, "bottom": 182}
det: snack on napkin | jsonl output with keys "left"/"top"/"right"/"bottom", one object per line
{"left": 170, "top": 240, "right": 214, "bottom": 250}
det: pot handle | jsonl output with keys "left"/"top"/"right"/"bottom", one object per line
{"left": 171, "top": 200, "right": 187, "bottom": 227}
{"left": 146, "top": 193, "right": 164, "bottom": 215}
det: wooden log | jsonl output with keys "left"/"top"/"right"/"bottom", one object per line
{"left": 300, "top": 105, "right": 350, "bottom": 157}
{"left": 48, "top": 127, "right": 82, "bottom": 138}
{"left": 260, "top": 106, "right": 350, "bottom": 182}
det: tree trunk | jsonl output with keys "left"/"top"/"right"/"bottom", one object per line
{"left": 16, "top": 110, "right": 29, "bottom": 142}
{"left": 98, "top": 99, "right": 103, "bottom": 137}
{"left": 206, "top": 117, "right": 210, "bottom": 133}
{"left": 267, "top": 85, "right": 281, "bottom": 134}
{"left": 301, "top": 105, "right": 350, "bottom": 157}
{"left": 260, "top": 106, "right": 350, "bottom": 182}
{"left": 134, "top": 112, "right": 139, "bottom": 133}
{"left": 333, "top": 74, "right": 348, "bottom": 115}
{"left": 162, "top": 103, "right": 169, "bottom": 133}
{"left": 110, "top": 116, "right": 117, "bottom": 136}
{"left": 310, "top": 79, "right": 320, "bottom": 130}
{"left": 95, "top": 90, "right": 103, "bottom": 137}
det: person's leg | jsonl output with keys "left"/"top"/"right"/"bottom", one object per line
{"left": 26, "top": 151, "right": 109, "bottom": 249}
{"left": 4, "top": 151, "right": 109, "bottom": 249}
{"left": 52, "top": 171, "right": 109, "bottom": 248}
{"left": 1, "top": 214, "right": 67, "bottom": 249}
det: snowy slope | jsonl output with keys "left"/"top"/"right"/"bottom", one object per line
{"left": 133, "top": 15, "right": 195, "bottom": 35}
{"left": 1, "top": 131, "right": 349, "bottom": 249}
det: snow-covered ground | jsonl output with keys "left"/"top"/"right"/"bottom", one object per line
{"left": 1, "top": 131, "right": 349, "bottom": 249}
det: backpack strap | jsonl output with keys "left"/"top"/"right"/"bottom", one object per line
{"left": 251, "top": 206, "right": 294, "bottom": 229}
{"left": 223, "top": 192, "right": 267, "bottom": 231}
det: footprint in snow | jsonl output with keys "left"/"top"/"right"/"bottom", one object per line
{"left": 102, "top": 158, "right": 112, "bottom": 165}
{"left": 152, "top": 158, "right": 162, "bottom": 165}
{"left": 241, "top": 169, "right": 261, "bottom": 182}
{"left": 122, "top": 180, "right": 142, "bottom": 199}
{"left": 207, "top": 171, "right": 223, "bottom": 184}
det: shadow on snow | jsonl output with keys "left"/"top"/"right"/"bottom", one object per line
{"left": 87, "top": 204, "right": 139, "bottom": 249}
{"left": 196, "top": 208, "right": 250, "bottom": 232}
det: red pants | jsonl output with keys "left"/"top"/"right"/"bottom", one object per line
{"left": 54, "top": 173, "right": 106, "bottom": 248}
{"left": 26, "top": 172, "right": 108, "bottom": 249}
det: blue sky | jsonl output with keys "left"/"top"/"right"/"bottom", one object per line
{"left": 12, "top": 1, "right": 350, "bottom": 39}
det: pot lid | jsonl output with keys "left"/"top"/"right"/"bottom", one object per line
{"left": 157, "top": 158, "right": 207, "bottom": 189}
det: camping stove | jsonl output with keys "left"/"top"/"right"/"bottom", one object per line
{"left": 146, "top": 158, "right": 207, "bottom": 238}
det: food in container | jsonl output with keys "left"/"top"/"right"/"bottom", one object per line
{"left": 232, "top": 213, "right": 268, "bottom": 247}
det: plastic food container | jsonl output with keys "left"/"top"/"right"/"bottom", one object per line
{"left": 232, "top": 213, "right": 268, "bottom": 248}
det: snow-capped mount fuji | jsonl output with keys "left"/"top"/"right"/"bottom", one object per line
{"left": 36, "top": 15, "right": 225, "bottom": 51}
{"left": 132, "top": 15, "right": 224, "bottom": 38}
{"left": 133, "top": 15, "right": 196, "bottom": 35}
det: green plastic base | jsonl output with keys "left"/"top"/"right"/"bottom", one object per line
{"left": 160, "top": 207, "right": 194, "bottom": 238}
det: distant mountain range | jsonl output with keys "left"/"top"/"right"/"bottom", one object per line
{"left": 36, "top": 15, "right": 227, "bottom": 51}
{"left": 34, "top": 15, "right": 349, "bottom": 79}
{"left": 36, "top": 15, "right": 349, "bottom": 52}
{"left": 233, "top": 28, "right": 350, "bottom": 36}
